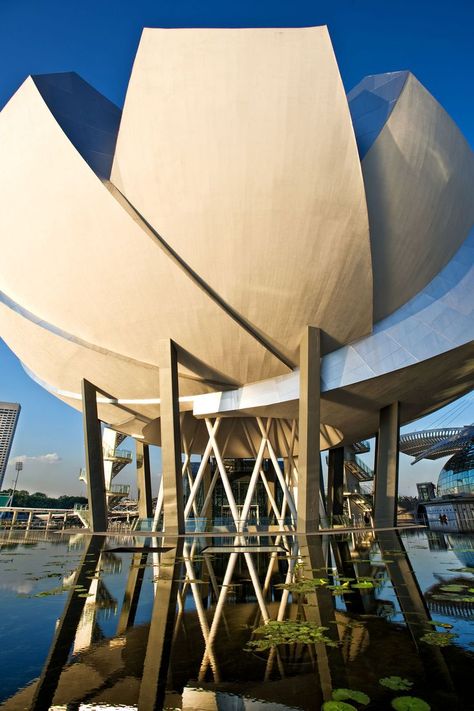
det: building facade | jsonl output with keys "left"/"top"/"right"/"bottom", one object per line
{"left": 0, "top": 403, "right": 21, "bottom": 489}
{"left": 0, "top": 27, "right": 473, "bottom": 532}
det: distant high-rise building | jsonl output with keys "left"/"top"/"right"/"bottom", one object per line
{"left": 0, "top": 403, "right": 21, "bottom": 489}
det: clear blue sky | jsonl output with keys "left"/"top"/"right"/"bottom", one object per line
{"left": 0, "top": 0, "right": 473, "bottom": 496}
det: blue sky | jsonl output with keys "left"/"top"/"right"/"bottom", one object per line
{"left": 0, "top": 0, "right": 473, "bottom": 496}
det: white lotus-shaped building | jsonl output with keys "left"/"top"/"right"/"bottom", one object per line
{"left": 0, "top": 27, "right": 472, "bottom": 531}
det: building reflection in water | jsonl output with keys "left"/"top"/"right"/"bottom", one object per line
{"left": 6, "top": 529, "right": 472, "bottom": 710}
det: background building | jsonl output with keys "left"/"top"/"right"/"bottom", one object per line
{"left": 0, "top": 402, "right": 20, "bottom": 489}
{"left": 437, "top": 441, "right": 474, "bottom": 497}
{"left": 402, "top": 426, "right": 474, "bottom": 531}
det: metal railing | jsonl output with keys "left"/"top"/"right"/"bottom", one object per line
{"left": 344, "top": 455, "right": 374, "bottom": 481}
{"left": 108, "top": 484, "right": 131, "bottom": 496}
{"left": 102, "top": 447, "right": 133, "bottom": 461}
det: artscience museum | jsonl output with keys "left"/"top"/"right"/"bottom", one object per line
{"left": 0, "top": 26, "right": 473, "bottom": 533}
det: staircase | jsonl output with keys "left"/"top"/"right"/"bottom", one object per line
{"left": 344, "top": 454, "right": 374, "bottom": 482}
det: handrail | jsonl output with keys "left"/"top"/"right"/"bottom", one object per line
{"left": 108, "top": 483, "right": 131, "bottom": 495}
{"left": 103, "top": 446, "right": 133, "bottom": 461}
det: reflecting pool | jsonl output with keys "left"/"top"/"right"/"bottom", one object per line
{"left": 0, "top": 528, "right": 473, "bottom": 710}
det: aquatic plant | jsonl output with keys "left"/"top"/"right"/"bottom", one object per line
{"left": 419, "top": 630, "right": 458, "bottom": 646}
{"left": 439, "top": 584, "right": 468, "bottom": 592}
{"left": 322, "top": 702, "right": 357, "bottom": 711}
{"left": 332, "top": 688, "right": 370, "bottom": 704}
{"left": 275, "top": 578, "right": 329, "bottom": 594}
{"left": 379, "top": 676, "right": 413, "bottom": 691}
{"left": 245, "top": 620, "right": 340, "bottom": 651}
{"left": 390, "top": 696, "right": 430, "bottom": 710}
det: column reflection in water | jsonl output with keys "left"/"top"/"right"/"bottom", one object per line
{"left": 139, "top": 537, "right": 183, "bottom": 710}
{"left": 30, "top": 534, "right": 106, "bottom": 709}
{"left": 22, "top": 530, "right": 462, "bottom": 709}
{"left": 374, "top": 530, "right": 454, "bottom": 696}
{"left": 116, "top": 542, "right": 149, "bottom": 635}
{"left": 169, "top": 533, "right": 351, "bottom": 708}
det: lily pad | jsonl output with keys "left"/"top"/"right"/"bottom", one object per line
{"left": 245, "top": 620, "right": 340, "bottom": 651}
{"left": 322, "top": 702, "right": 357, "bottom": 711}
{"left": 379, "top": 676, "right": 413, "bottom": 691}
{"left": 391, "top": 696, "right": 430, "bottom": 711}
{"left": 420, "top": 631, "right": 457, "bottom": 647}
{"left": 332, "top": 688, "right": 370, "bottom": 705}
{"left": 439, "top": 584, "right": 467, "bottom": 592}
{"left": 425, "top": 621, "right": 453, "bottom": 629}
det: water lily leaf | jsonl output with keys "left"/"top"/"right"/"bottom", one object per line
{"left": 322, "top": 702, "right": 357, "bottom": 711}
{"left": 425, "top": 621, "right": 453, "bottom": 629}
{"left": 332, "top": 688, "right": 370, "bottom": 705}
{"left": 379, "top": 676, "right": 413, "bottom": 691}
{"left": 391, "top": 696, "right": 430, "bottom": 711}
{"left": 420, "top": 631, "right": 457, "bottom": 647}
{"left": 245, "top": 620, "right": 339, "bottom": 651}
{"left": 352, "top": 581, "right": 374, "bottom": 589}
{"left": 439, "top": 584, "right": 467, "bottom": 592}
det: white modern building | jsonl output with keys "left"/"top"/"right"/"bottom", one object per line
{"left": 0, "top": 402, "right": 21, "bottom": 489}
{"left": 0, "top": 26, "right": 473, "bottom": 532}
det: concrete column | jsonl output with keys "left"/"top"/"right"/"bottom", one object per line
{"left": 297, "top": 326, "right": 321, "bottom": 532}
{"left": 136, "top": 441, "right": 153, "bottom": 520}
{"left": 374, "top": 402, "right": 400, "bottom": 528}
{"left": 82, "top": 379, "right": 108, "bottom": 533}
{"left": 158, "top": 340, "right": 184, "bottom": 534}
{"left": 266, "top": 477, "right": 276, "bottom": 520}
{"left": 201, "top": 459, "right": 212, "bottom": 520}
{"left": 327, "top": 447, "right": 345, "bottom": 522}
{"left": 26, "top": 511, "right": 33, "bottom": 531}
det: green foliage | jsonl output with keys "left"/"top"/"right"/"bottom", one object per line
{"left": 245, "top": 620, "right": 339, "bottom": 652}
{"left": 275, "top": 578, "right": 329, "bottom": 594}
{"left": 379, "top": 677, "right": 413, "bottom": 691}
{"left": 419, "top": 630, "right": 457, "bottom": 646}
{"left": 322, "top": 702, "right": 357, "bottom": 711}
{"left": 439, "top": 584, "right": 468, "bottom": 592}
{"left": 390, "top": 696, "right": 430, "bottom": 711}
{"left": 425, "top": 620, "right": 453, "bottom": 629}
{"left": 0, "top": 488, "right": 87, "bottom": 509}
{"left": 332, "top": 688, "right": 370, "bottom": 705}
{"left": 351, "top": 580, "right": 376, "bottom": 589}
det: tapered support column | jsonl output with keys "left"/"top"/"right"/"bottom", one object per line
{"left": 327, "top": 447, "right": 345, "bottom": 522}
{"left": 201, "top": 459, "right": 212, "bottom": 519}
{"left": 374, "top": 402, "right": 400, "bottom": 528}
{"left": 266, "top": 477, "right": 276, "bottom": 519}
{"left": 297, "top": 326, "right": 321, "bottom": 531}
{"left": 158, "top": 339, "right": 185, "bottom": 534}
{"left": 82, "top": 379, "right": 108, "bottom": 533}
{"left": 136, "top": 441, "right": 153, "bottom": 520}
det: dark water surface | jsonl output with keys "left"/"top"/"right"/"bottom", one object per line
{"left": 0, "top": 528, "right": 473, "bottom": 710}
